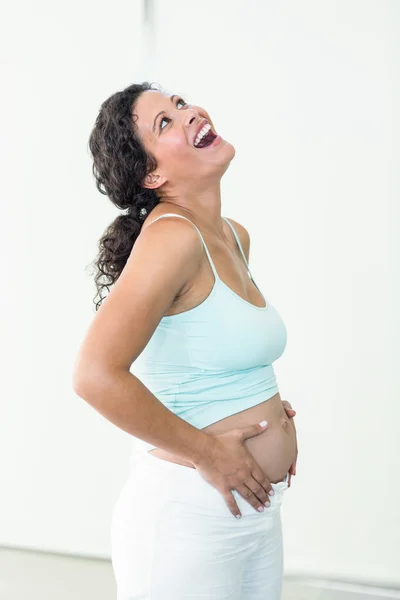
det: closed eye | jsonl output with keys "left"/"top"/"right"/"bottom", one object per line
{"left": 160, "top": 98, "right": 187, "bottom": 130}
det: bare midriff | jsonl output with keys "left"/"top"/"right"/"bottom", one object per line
{"left": 143, "top": 207, "right": 295, "bottom": 483}
{"left": 147, "top": 391, "right": 297, "bottom": 484}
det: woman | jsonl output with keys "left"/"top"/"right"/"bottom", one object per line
{"left": 73, "top": 81, "right": 298, "bottom": 599}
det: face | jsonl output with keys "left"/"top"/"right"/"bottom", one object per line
{"left": 133, "top": 90, "right": 235, "bottom": 193}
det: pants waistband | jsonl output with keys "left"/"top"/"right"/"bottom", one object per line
{"left": 134, "top": 448, "right": 289, "bottom": 519}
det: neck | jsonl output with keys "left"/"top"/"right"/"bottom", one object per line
{"left": 160, "top": 182, "right": 228, "bottom": 243}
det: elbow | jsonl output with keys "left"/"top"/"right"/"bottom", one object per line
{"left": 72, "top": 374, "right": 86, "bottom": 397}
{"left": 71, "top": 357, "right": 97, "bottom": 398}
{"left": 72, "top": 359, "right": 115, "bottom": 403}
{"left": 72, "top": 367, "right": 89, "bottom": 398}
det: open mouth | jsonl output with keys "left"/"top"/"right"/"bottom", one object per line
{"left": 195, "top": 129, "right": 218, "bottom": 149}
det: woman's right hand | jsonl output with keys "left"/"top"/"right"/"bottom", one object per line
{"left": 192, "top": 421, "right": 274, "bottom": 519}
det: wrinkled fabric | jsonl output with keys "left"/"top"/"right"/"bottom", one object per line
{"left": 111, "top": 449, "right": 289, "bottom": 599}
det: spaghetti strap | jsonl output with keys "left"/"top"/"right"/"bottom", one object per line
{"left": 145, "top": 213, "right": 219, "bottom": 281}
{"left": 222, "top": 217, "right": 252, "bottom": 277}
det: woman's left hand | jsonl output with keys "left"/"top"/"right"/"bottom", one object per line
{"left": 282, "top": 400, "right": 298, "bottom": 487}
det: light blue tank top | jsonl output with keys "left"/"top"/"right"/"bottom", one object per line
{"left": 130, "top": 213, "right": 288, "bottom": 453}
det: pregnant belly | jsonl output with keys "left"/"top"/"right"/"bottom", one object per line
{"left": 147, "top": 392, "right": 297, "bottom": 483}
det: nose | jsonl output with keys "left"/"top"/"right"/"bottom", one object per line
{"left": 180, "top": 109, "right": 199, "bottom": 139}
{"left": 171, "top": 102, "right": 196, "bottom": 123}
{"left": 176, "top": 106, "right": 202, "bottom": 139}
{"left": 184, "top": 111, "right": 197, "bottom": 127}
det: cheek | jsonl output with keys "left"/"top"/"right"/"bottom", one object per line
{"left": 160, "top": 135, "right": 194, "bottom": 166}
{"left": 170, "top": 132, "right": 192, "bottom": 152}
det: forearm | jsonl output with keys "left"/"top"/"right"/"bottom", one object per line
{"left": 73, "top": 368, "right": 211, "bottom": 465}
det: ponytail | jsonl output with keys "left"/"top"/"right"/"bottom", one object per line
{"left": 86, "top": 81, "right": 162, "bottom": 311}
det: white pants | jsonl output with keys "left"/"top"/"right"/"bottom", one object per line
{"left": 111, "top": 449, "right": 289, "bottom": 600}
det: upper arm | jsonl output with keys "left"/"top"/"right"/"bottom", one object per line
{"left": 72, "top": 218, "right": 204, "bottom": 387}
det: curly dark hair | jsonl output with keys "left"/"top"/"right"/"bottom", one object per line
{"left": 86, "top": 81, "right": 165, "bottom": 311}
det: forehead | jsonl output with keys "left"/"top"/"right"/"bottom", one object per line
{"left": 134, "top": 90, "right": 176, "bottom": 142}
{"left": 135, "top": 90, "right": 172, "bottom": 124}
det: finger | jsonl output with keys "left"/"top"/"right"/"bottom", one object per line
{"left": 252, "top": 469, "right": 275, "bottom": 498}
{"left": 236, "top": 483, "right": 270, "bottom": 513}
{"left": 288, "top": 473, "right": 292, "bottom": 487}
{"left": 223, "top": 490, "right": 242, "bottom": 519}
{"left": 245, "top": 473, "right": 274, "bottom": 508}
{"left": 285, "top": 408, "right": 296, "bottom": 417}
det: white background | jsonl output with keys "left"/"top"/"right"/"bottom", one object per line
{"left": 1, "top": 0, "right": 399, "bottom": 588}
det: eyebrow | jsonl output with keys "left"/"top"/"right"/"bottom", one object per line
{"left": 152, "top": 95, "right": 177, "bottom": 132}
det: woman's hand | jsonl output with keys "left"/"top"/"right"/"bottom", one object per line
{"left": 282, "top": 400, "right": 298, "bottom": 487}
{"left": 194, "top": 422, "right": 275, "bottom": 518}
{"left": 282, "top": 400, "right": 296, "bottom": 420}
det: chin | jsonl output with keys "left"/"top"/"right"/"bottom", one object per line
{"left": 223, "top": 140, "right": 236, "bottom": 158}
{"left": 222, "top": 141, "right": 236, "bottom": 166}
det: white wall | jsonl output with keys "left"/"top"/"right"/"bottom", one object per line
{"left": 1, "top": 0, "right": 399, "bottom": 588}
{"left": 152, "top": 1, "right": 400, "bottom": 585}
{"left": 0, "top": 0, "right": 146, "bottom": 557}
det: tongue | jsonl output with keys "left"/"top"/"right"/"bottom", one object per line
{"left": 196, "top": 130, "right": 217, "bottom": 148}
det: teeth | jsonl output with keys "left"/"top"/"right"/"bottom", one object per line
{"left": 194, "top": 123, "right": 212, "bottom": 147}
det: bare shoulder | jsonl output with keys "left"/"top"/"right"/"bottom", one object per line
{"left": 223, "top": 217, "right": 250, "bottom": 262}
{"left": 72, "top": 210, "right": 204, "bottom": 386}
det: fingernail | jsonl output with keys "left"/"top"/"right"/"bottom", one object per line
{"left": 259, "top": 420, "right": 268, "bottom": 427}
{"left": 257, "top": 506, "right": 264, "bottom": 512}
{"left": 264, "top": 500, "right": 270, "bottom": 507}
{"left": 235, "top": 514, "right": 241, "bottom": 519}
{"left": 269, "top": 489, "right": 274, "bottom": 496}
